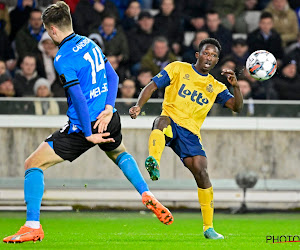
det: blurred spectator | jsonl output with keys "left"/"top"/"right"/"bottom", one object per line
{"left": 141, "top": 36, "right": 177, "bottom": 76}
{"left": 122, "top": 0, "right": 141, "bottom": 32}
{"left": 135, "top": 69, "right": 152, "bottom": 92}
{"left": 9, "top": 0, "right": 36, "bottom": 42}
{"left": 50, "top": 75, "right": 65, "bottom": 97}
{"left": 230, "top": 38, "right": 249, "bottom": 72}
{"left": 117, "top": 78, "right": 136, "bottom": 115}
{"left": 64, "top": 0, "right": 80, "bottom": 14}
{"left": 213, "top": 0, "right": 248, "bottom": 33}
{"left": 0, "top": 59, "right": 12, "bottom": 79}
{"left": 264, "top": 0, "right": 299, "bottom": 47}
{"left": 135, "top": 68, "right": 164, "bottom": 98}
{"left": 237, "top": 78, "right": 255, "bottom": 115}
{"left": 153, "top": 0, "right": 184, "bottom": 56}
{"left": 210, "top": 56, "right": 237, "bottom": 89}
{"left": 247, "top": 12, "right": 284, "bottom": 60}
{"left": 182, "top": 30, "right": 209, "bottom": 64}
{"left": 0, "top": 60, "right": 5, "bottom": 76}
{"left": 284, "top": 33, "right": 300, "bottom": 74}
{"left": 288, "top": 0, "right": 300, "bottom": 10}
{"left": 126, "top": 11, "right": 158, "bottom": 75}
{"left": 245, "top": 0, "right": 259, "bottom": 11}
{"left": 238, "top": 78, "right": 253, "bottom": 99}
{"left": 89, "top": 15, "right": 129, "bottom": 64}
{"left": 15, "top": 8, "right": 45, "bottom": 63}
{"left": 272, "top": 60, "right": 300, "bottom": 100}
{"left": 205, "top": 10, "right": 233, "bottom": 59}
{"left": 119, "top": 78, "right": 136, "bottom": 98}
{"left": 0, "top": 74, "right": 15, "bottom": 97}
{"left": 107, "top": 55, "right": 130, "bottom": 82}
{"left": 0, "top": 2, "right": 11, "bottom": 36}
{"left": 13, "top": 55, "right": 40, "bottom": 97}
{"left": 176, "top": 0, "right": 213, "bottom": 31}
{"left": 73, "top": 0, "right": 120, "bottom": 36}
{"left": 37, "top": 32, "right": 58, "bottom": 84}
{"left": 33, "top": 78, "right": 60, "bottom": 115}
{"left": 110, "top": 0, "right": 142, "bottom": 19}
{"left": 0, "top": 24, "right": 15, "bottom": 62}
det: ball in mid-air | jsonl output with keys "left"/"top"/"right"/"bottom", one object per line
{"left": 246, "top": 50, "right": 277, "bottom": 81}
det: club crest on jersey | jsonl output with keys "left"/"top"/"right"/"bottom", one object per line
{"left": 178, "top": 84, "right": 209, "bottom": 106}
{"left": 206, "top": 84, "right": 214, "bottom": 93}
{"left": 183, "top": 74, "right": 190, "bottom": 80}
{"left": 156, "top": 73, "right": 163, "bottom": 78}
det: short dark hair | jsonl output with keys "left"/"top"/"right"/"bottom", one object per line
{"left": 198, "top": 38, "right": 221, "bottom": 55}
{"left": 42, "top": 1, "right": 72, "bottom": 30}
{"left": 260, "top": 12, "right": 273, "bottom": 20}
{"left": 206, "top": 10, "right": 219, "bottom": 17}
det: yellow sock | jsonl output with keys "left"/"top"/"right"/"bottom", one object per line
{"left": 198, "top": 186, "right": 214, "bottom": 232}
{"left": 148, "top": 129, "right": 165, "bottom": 166}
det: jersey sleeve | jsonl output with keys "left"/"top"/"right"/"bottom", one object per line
{"left": 214, "top": 81, "right": 234, "bottom": 106}
{"left": 54, "top": 57, "right": 79, "bottom": 90}
{"left": 152, "top": 61, "right": 178, "bottom": 88}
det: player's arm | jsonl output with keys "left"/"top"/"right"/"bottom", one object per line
{"left": 222, "top": 69, "right": 243, "bottom": 113}
{"left": 67, "top": 85, "right": 114, "bottom": 144}
{"left": 94, "top": 60, "right": 119, "bottom": 133}
{"left": 129, "top": 81, "right": 158, "bottom": 119}
{"left": 129, "top": 69, "right": 171, "bottom": 119}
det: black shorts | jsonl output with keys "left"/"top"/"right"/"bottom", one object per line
{"left": 45, "top": 111, "right": 122, "bottom": 162}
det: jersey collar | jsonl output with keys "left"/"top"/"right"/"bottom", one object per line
{"left": 58, "top": 33, "right": 76, "bottom": 49}
{"left": 192, "top": 64, "right": 208, "bottom": 77}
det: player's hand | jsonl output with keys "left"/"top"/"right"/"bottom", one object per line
{"left": 221, "top": 69, "right": 238, "bottom": 87}
{"left": 86, "top": 132, "right": 115, "bottom": 144}
{"left": 93, "top": 105, "right": 113, "bottom": 133}
{"left": 129, "top": 105, "right": 141, "bottom": 119}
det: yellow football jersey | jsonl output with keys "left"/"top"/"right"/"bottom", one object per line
{"left": 152, "top": 61, "right": 233, "bottom": 140}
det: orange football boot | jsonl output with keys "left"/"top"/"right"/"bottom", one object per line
{"left": 142, "top": 192, "right": 174, "bottom": 225}
{"left": 3, "top": 225, "right": 44, "bottom": 243}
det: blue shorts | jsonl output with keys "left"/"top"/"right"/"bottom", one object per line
{"left": 166, "top": 118, "right": 206, "bottom": 160}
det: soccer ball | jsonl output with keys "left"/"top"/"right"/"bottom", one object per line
{"left": 246, "top": 50, "right": 277, "bottom": 81}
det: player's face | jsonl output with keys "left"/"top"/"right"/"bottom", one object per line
{"left": 44, "top": 25, "right": 60, "bottom": 46}
{"left": 196, "top": 44, "right": 219, "bottom": 73}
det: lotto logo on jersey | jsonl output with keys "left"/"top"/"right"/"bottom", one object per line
{"left": 178, "top": 84, "right": 209, "bottom": 106}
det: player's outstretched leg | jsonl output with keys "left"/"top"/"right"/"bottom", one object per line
{"left": 3, "top": 168, "right": 45, "bottom": 243}
{"left": 3, "top": 142, "right": 63, "bottom": 243}
{"left": 114, "top": 151, "right": 173, "bottom": 225}
{"left": 142, "top": 192, "right": 174, "bottom": 225}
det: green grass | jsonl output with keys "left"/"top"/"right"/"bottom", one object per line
{"left": 0, "top": 211, "right": 299, "bottom": 249}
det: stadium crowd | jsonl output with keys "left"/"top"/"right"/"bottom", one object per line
{"left": 0, "top": 0, "right": 299, "bottom": 110}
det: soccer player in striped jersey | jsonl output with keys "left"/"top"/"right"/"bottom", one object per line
{"left": 3, "top": 1, "right": 173, "bottom": 244}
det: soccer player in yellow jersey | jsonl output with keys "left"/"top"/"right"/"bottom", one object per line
{"left": 129, "top": 38, "right": 243, "bottom": 240}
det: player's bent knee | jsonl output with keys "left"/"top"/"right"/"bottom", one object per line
{"left": 153, "top": 116, "right": 171, "bottom": 130}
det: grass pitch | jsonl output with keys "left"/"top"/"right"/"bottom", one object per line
{"left": 0, "top": 211, "right": 299, "bottom": 249}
